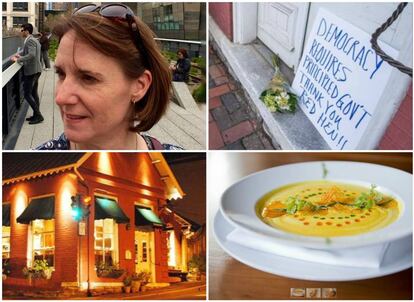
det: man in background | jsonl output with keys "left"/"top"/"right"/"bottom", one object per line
{"left": 11, "top": 23, "right": 44, "bottom": 124}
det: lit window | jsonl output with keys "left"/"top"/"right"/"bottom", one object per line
{"left": 2, "top": 226, "right": 11, "bottom": 260}
{"left": 31, "top": 219, "right": 55, "bottom": 267}
{"left": 94, "top": 219, "right": 117, "bottom": 266}
{"left": 167, "top": 230, "right": 176, "bottom": 267}
{"left": 142, "top": 241, "right": 147, "bottom": 262}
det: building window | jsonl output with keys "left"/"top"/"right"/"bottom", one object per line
{"left": 12, "top": 2, "right": 28, "bottom": 12}
{"left": 167, "top": 230, "right": 176, "bottom": 267}
{"left": 94, "top": 219, "right": 117, "bottom": 266}
{"left": 31, "top": 219, "right": 55, "bottom": 267}
{"left": 142, "top": 241, "right": 147, "bottom": 262}
{"left": 2, "top": 17, "right": 6, "bottom": 27}
{"left": 2, "top": 3, "right": 7, "bottom": 11}
{"left": 164, "top": 5, "right": 173, "bottom": 21}
{"left": 13, "top": 17, "right": 28, "bottom": 27}
{"left": 2, "top": 226, "right": 11, "bottom": 261}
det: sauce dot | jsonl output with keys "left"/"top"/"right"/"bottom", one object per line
{"left": 361, "top": 215, "right": 366, "bottom": 219}
{"left": 336, "top": 224, "right": 342, "bottom": 227}
{"left": 350, "top": 214, "right": 356, "bottom": 217}
{"left": 304, "top": 222, "right": 309, "bottom": 225}
{"left": 338, "top": 217, "right": 343, "bottom": 219}
{"left": 330, "top": 217, "right": 335, "bottom": 219}
{"left": 345, "top": 216, "right": 350, "bottom": 219}
{"left": 366, "top": 213, "right": 370, "bottom": 216}
{"left": 345, "top": 221, "right": 351, "bottom": 224}
{"left": 294, "top": 215, "right": 299, "bottom": 218}
{"left": 299, "top": 218, "right": 305, "bottom": 221}
{"left": 368, "top": 209, "right": 372, "bottom": 212}
{"left": 320, "top": 217, "right": 326, "bottom": 220}
{"left": 326, "top": 222, "right": 332, "bottom": 225}
{"left": 316, "top": 222, "right": 323, "bottom": 226}
{"left": 355, "top": 219, "right": 360, "bottom": 222}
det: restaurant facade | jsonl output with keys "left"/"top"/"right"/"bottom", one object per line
{"left": 2, "top": 152, "right": 199, "bottom": 293}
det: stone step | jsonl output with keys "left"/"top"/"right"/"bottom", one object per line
{"left": 210, "top": 17, "right": 329, "bottom": 150}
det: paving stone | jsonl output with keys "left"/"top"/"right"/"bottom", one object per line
{"left": 230, "top": 108, "right": 249, "bottom": 124}
{"left": 209, "top": 122, "right": 224, "bottom": 149}
{"left": 209, "top": 46, "right": 277, "bottom": 150}
{"left": 242, "top": 133, "right": 265, "bottom": 150}
{"left": 210, "top": 64, "right": 226, "bottom": 78}
{"left": 214, "top": 75, "right": 229, "bottom": 86}
{"left": 210, "top": 84, "right": 231, "bottom": 98}
{"left": 211, "top": 106, "right": 233, "bottom": 130}
{"left": 224, "top": 140, "right": 245, "bottom": 150}
{"left": 221, "top": 93, "right": 240, "bottom": 114}
{"left": 209, "top": 97, "right": 222, "bottom": 109}
{"left": 222, "top": 121, "right": 254, "bottom": 144}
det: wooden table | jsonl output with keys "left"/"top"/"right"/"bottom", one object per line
{"left": 208, "top": 153, "right": 412, "bottom": 300}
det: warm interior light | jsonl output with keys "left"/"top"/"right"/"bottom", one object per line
{"left": 14, "top": 188, "right": 28, "bottom": 218}
{"left": 167, "top": 230, "right": 176, "bottom": 267}
{"left": 97, "top": 152, "right": 113, "bottom": 175}
{"left": 58, "top": 177, "right": 76, "bottom": 223}
{"left": 169, "top": 188, "right": 182, "bottom": 200}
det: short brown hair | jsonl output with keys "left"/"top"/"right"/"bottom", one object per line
{"left": 178, "top": 48, "right": 188, "bottom": 58}
{"left": 53, "top": 12, "right": 171, "bottom": 132}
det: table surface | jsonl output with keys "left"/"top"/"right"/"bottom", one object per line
{"left": 208, "top": 152, "right": 412, "bottom": 300}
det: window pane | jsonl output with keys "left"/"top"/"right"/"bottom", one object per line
{"left": 44, "top": 233, "right": 54, "bottom": 247}
{"left": 13, "top": 2, "right": 28, "bottom": 11}
{"left": 95, "top": 239, "right": 103, "bottom": 248}
{"left": 12, "top": 17, "right": 28, "bottom": 27}
{"left": 103, "top": 219, "right": 113, "bottom": 233}
{"left": 33, "top": 234, "right": 42, "bottom": 250}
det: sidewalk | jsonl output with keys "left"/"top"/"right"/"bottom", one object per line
{"left": 3, "top": 281, "right": 206, "bottom": 300}
{"left": 209, "top": 47, "right": 276, "bottom": 150}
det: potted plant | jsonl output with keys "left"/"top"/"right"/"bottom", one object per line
{"left": 2, "top": 259, "right": 11, "bottom": 280}
{"left": 122, "top": 274, "right": 132, "bottom": 293}
{"left": 131, "top": 271, "right": 151, "bottom": 293}
{"left": 188, "top": 255, "right": 206, "bottom": 281}
{"left": 22, "top": 259, "right": 53, "bottom": 281}
{"left": 96, "top": 262, "right": 125, "bottom": 278}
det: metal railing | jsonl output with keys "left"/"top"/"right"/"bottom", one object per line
{"left": 2, "top": 55, "right": 24, "bottom": 137}
{"left": 154, "top": 37, "right": 206, "bottom": 58}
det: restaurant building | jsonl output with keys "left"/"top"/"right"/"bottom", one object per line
{"left": 2, "top": 152, "right": 198, "bottom": 293}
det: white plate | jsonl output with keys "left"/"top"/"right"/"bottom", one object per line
{"left": 220, "top": 161, "right": 412, "bottom": 250}
{"left": 214, "top": 210, "right": 413, "bottom": 281}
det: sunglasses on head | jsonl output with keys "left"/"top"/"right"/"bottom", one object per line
{"left": 73, "top": 3, "right": 149, "bottom": 68}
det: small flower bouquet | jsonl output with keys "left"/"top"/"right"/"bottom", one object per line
{"left": 260, "top": 56, "right": 297, "bottom": 113}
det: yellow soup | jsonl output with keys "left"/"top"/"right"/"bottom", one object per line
{"left": 256, "top": 180, "right": 400, "bottom": 237}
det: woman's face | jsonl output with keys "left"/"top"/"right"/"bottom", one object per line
{"left": 177, "top": 52, "right": 184, "bottom": 59}
{"left": 54, "top": 30, "right": 138, "bottom": 145}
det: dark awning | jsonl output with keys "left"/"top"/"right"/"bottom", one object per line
{"left": 135, "top": 206, "right": 163, "bottom": 230}
{"left": 16, "top": 196, "right": 55, "bottom": 224}
{"left": 95, "top": 197, "right": 130, "bottom": 224}
{"left": 3, "top": 204, "right": 10, "bottom": 226}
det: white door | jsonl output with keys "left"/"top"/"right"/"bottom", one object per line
{"left": 302, "top": 3, "right": 412, "bottom": 148}
{"left": 135, "top": 231, "right": 155, "bottom": 280}
{"left": 257, "top": 3, "right": 309, "bottom": 70}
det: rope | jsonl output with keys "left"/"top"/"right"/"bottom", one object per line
{"left": 370, "top": 2, "right": 412, "bottom": 77}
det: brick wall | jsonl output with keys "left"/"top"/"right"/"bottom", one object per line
{"left": 378, "top": 83, "right": 412, "bottom": 150}
{"left": 209, "top": 3, "right": 233, "bottom": 40}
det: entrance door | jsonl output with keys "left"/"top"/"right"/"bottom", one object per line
{"left": 135, "top": 231, "right": 155, "bottom": 281}
{"left": 257, "top": 3, "right": 309, "bottom": 70}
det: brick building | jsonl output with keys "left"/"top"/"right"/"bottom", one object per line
{"left": 2, "top": 152, "right": 201, "bottom": 294}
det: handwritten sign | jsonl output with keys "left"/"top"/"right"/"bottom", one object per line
{"left": 292, "top": 8, "right": 398, "bottom": 150}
